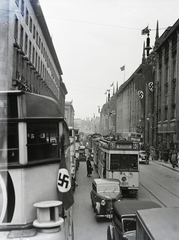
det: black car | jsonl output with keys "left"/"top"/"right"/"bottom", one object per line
{"left": 90, "top": 178, "right": 121, "bottom": 222}
{"left": 107, "top": 200, "right": 161, "bottom": 240}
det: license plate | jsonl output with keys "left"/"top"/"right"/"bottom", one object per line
{"left": 121, "top": 182, "right": 128, "bottom": 186}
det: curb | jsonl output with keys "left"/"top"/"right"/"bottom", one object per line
{"left": 153, "top": 160, "right": 179, "bottom": 172}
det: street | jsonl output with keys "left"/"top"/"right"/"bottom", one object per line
{"left": 73, "top": 161, "right": 109, "bottom": 240}
{"left": 73, "top": 160, "right": 179, "bottom": 239}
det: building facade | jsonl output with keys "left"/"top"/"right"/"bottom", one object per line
{"left": 100, "top": 19, "right": 179, "bottom": 149}
{"left": 0, "top": 0, "right": 67, "bottom": 116}
{"left": 65, "top": 101, "right": 75, "bottom": 128}
{"left": 154, "top": 19, "right": 179, "bottom": 149}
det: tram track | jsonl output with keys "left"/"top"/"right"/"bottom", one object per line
{"left": 139, "top": 170, "right": 179, "bottom": 207}
{"left": 139, "top": 182, "right": 167, "bottom": 207}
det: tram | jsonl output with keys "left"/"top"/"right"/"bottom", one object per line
{"left": 97, "top": 137, "right": 139, "bottom": 194}
{"left": 0, "top": 91, "right": 74, "bottom": 239}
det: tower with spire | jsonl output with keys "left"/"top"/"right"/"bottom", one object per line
{"left": 155, "top": 20, "right": 159, "bottom": 48}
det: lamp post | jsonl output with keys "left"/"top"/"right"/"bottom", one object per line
{"left": 147, "top": 117, "right": 150, "bottom": 144}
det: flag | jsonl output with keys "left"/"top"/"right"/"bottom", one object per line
{"left": 110, "top": 82, "right": 114, "bottom": 87}
{"left": 141, "top": 26, "right": 149, "bottom": 35}
{"left": 57, "top": 135, "right": 74, "bottom": 210}
{"left": 138, "top": 90, "right": 144, "bottom": 99}
{"left": 148, "top": 82, "right": 153, "bottom": 91}
{"left": 120, "top": 65, "right": 125, "bottom": 71}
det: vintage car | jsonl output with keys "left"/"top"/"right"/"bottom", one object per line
{"left": 107, "top": 200, "right": 161, "bottom": 240}
{"left": 78, "top": 145, "right": 86, "bottom": 161}
{"left": 139, "top": 150, "right": 149, "bottom": 164}
{"left": 90, "top": 178, "right": 121, "bottom": 222}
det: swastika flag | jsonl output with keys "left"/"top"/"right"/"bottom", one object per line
{"left": 57, "top": 136, "right": 74, "bottom": 210}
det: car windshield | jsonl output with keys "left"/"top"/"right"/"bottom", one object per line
{"left": 97, "top": 185, "right": 119, "bottom": 193}
{"left": 122, "top": 218, "right": 136, "bottom": 233}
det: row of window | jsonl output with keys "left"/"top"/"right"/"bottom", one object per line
{"left": 14, "top": 50, "right": 59, "bottom": 100}
{"left": 14, "top": 1, "right": 59, "bottom": 87}
{"left": 1, "top": 122, "right": 60, "bottom": 163}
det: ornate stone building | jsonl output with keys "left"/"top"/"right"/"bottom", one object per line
{"left": 100, "top": 19, "right": 179, "bottom": 149}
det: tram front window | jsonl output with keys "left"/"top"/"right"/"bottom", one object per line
{"left": 27, "top": 122, "right": 59, "bottom": 161}
{"left": 110, "top": 154, "right": 138, "bottom": 171}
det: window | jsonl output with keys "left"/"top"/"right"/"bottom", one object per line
{"left": 173, "top": 58, "right": 176, "bottom": 80}
{"left": 29, "top": 17, "right": 32, "bottom": 32}
{"left": 25, "top": 8, "right": 29, "bottom": 25}
{"left": 36, "top": 31, "right": 38, "bottom": 45}
{"left": 27, "top": 122, "right": 60, "bottom": 161}
{"left": 35, "top": 52, "right": 37, "bottom": 68}
{"left": 33, "top": 25, "right": 36, "bottom": 39}
{"left": 32, "top": 46, "right": 35, "bottom": 64}
{"left": 0, "top": 96, "right": 19, "bottom": 163}
{"left": 21, "top": 0, "right": 24, "bottom": 16}
{"left": 14, "top": 15, "right": 18, "bottom": 41}
{"left": 158, "top": 108, "right": 161, "bottom": 122}
{"left": 123, "top": 218, "right": 136, "bottom": 233}
{"left": 20, "top": 25, "right": 24, "bottom": 49}
{"left": 39, "top": 37, "right": 41, "bottom": 49}
{"left": 29, "top": 40, "right": 31, "bottom": 60}
{"left": 69, "top": 129, "right": 73, "bottom": 137}
{"left": 171, "top": 79, "right": 176, "bottom": 106}
{"left": 164, "top": 106, "right": 168, "bottom": 120}
{"left": 25, "top": 33, "right": 28, "bottom": 54}
{"left": 110, "top": 154, "right": 138, "bottom": 171}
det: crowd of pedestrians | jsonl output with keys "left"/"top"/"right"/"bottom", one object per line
{"left": 149, "top": 145, "right": 179, "bottom": 169}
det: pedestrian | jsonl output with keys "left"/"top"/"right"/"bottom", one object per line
{"left": 171, "top": 149, "right": 178, "bottom": 168}
{"left": 86, "top": 157, "right": 93, "bottom": 177}
{"left": 164, "top": 149, "right": 169, "bottom": 163}
{"left": 169, "top": 149, "right": 172, "bottom": 164}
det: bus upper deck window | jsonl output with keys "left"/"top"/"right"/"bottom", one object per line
{"left": 27, "top": 122, "right": 59, "bottom": 161}
{"left": 0, "top": 95, "right": 18, "bottom": 119}
{"left": 8, "top": 123, "right": 19, "bottom": 163}
{"left": 0, "top": 122, "right": 19, "bottom": 163}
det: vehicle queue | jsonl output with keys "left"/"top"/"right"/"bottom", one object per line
{"left": 82, "top": 133, "right": 179, "bottom": 240}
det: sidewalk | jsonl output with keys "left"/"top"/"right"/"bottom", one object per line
{"left": 153, "top": 159, "right": 179, "bottom": 172}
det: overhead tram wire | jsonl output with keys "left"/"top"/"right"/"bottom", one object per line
{"left": 0, "top": 8, "right": 167, "bottom": 32}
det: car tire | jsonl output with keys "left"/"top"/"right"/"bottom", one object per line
{"left": 91, "top": 200, "right": 95, "bottom": 210}
{"left": 96, "top": 214, "right": 100, "bottom": 222}
{"left": 107, "top": 226, "right": 114, "bottom": 240}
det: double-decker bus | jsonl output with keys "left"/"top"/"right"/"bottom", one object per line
{"left": 97, "top": 137, "right": 139, "bottom": 195}
{"left": 0, "top": 91, "right": 74, "bottom": 239}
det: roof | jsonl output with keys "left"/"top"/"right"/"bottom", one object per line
{"left": 93, "top": 178, "right": 120, "bottom": 185}
{"left": 113, "top": 200, "right": 161, "bottom": 218}
{"left": 1, "top": 90, "right": 63, "bottom": 119}
{"left": 136, "top": 208, "right": 179, "bottom": 240}
{"left": 155, "top": 19, "right": 179, "bottom": 51}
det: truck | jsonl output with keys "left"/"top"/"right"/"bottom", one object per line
{"left": 136, "top": 208, "right": 179, "bottom": 240}
{"left": 107, "top": 200, "right": 161, "bottom": 240}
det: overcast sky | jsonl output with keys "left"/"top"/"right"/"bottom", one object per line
{"left": 39, "top": 0, "right": 179, "bottom": 119}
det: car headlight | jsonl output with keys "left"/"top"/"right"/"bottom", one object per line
{"left": 122, "top": 176, "right": 127, "bottom": 182}
{"left": 101, "top": 199, "right": 106, "bottom": 206}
